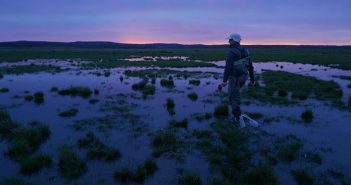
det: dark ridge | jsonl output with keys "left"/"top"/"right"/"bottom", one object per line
{"left": 0, "top": 41, "right": 349, "bottom": 49}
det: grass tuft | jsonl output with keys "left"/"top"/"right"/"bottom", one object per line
{"left": 58, "top": 86, "right": 92, "bottom": 98}
{"left": 20, "top": 155, "right": 52, "bottom": 175}
{"left": 187, "top": 92, "right": 198, "bottom": 101}
{"left": 169, "top": 119, "right": 188, "bottom": 129}
{"left": 292, "top": 169, "right": 315, "bottom": 185}
{"left": 58, "top": 108, "right": 78, "bottom": 117}
{"left": 214, "top": 105, "right": 228, "bottom": 119}
{"left": 160, "top": 79, "right": 175, "bottom": 88}
{"left": 301, "top": 110, "right": 313, "bottom": 123}
{"left": 58, "top": 146, "right": 87, "bottom": 179}
{"left": 78, "top": 132, "right": 121, "bottom": 161}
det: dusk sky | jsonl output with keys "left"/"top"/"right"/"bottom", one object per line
{"left": 1, "top": 0, "right": 350, "bottom": 45}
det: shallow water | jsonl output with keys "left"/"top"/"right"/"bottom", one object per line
{"left": 1, "top": 59, "right": 351, "bottom": 184}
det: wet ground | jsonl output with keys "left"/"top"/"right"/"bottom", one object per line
{"left": 0, "top": 57, "right": 351, "bottom": 185}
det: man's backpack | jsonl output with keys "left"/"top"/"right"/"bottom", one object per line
{"left": 232, "top": 48, "right": 250, "bottom": 87}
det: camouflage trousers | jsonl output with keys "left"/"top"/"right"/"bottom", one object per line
{"left": 228, "top": 75, "right": 247, "bottom": 119}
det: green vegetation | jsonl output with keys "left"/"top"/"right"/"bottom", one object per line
{"left": 278, "top": 89, "right": 288, "bottom": 97}
{"left": 33, "top": 91, "right": 44, "bottom": 104}
{"left": 292, "top": 169, "right": 315, "bottom": 185}
{"left": 304, "top": 152, "right": 322, "bottom": 165}
{"left": 214, "top": 105, "right": 228, "bottom": 119}
{"left": 278, "top": 142, "right": 302, "bottom": 162}
{"left": 6, "top": 122, "right": 50, "bottom": 161}
{"left": 189, "top": 79, "right": 201, "bottom": 86}
{"left": 301, "top": 110, "right": 314, "bottom": 123}
{"left": 50, "top": 86, "right": 58, "bottom": 92}
{"left": 114, "top": 159, "right": 158, "bottom": 183}
{"left": 0, "top": 88, "right": 9, "bottom": 93}
{"left": 78, "top": 132, "right": 121, "bottom": 161}
{"left": 58, "top": 86, "right": 92, "bottom": 98}
{"left": 262, "top": 70, "right": 343, "bottom": 104}
{"left": 169, "top": 119, "right": 188, "bottom": 129}
{"left": 24, "top": 95, "right": 33, "bottom": 101}
{"left": 58, "top": 146, "right": 87, "bottom": 179}
{"left": 1, "top": 46, "right": 351, "bottom": 69}
{"left": 160, "top": 79, "right": 175, "bottom": 88}
{"left": 166, "top": 98, "right": 175, "bottom": 115}
{"left": 178, "top": 171, "right": 202, "bottom": 185}
{"left": 58, "top": 108, "right": 78, "bottom": 117}
{"left": 151, "top": 129, "right": 179, "bottom": 158}
{"left": 89, "top": 98, "right": 100, "bottom": 104}
{"left": 191, "top": 112, "right": 212, "bottom": 121}
{"left": 187, "top": 92, "right": 198, "bottom": 101}
{"left": 332, "top": 75, "right": 351, "bottom": 80}
{"left": 124, "top": 69, "right": 210, "bottom": 79}
{"left": 20, "top": 155, "right": 52, "bottom": 175}
{"left": 131, "top": 79, "right": 156, "bottom": 97}
{"left": 0, "top": 111, "right": 19, "bottom": 138}
{"left": 243, "top": 164, "right": 279, "bottom": 185}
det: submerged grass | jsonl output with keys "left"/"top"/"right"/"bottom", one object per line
{"left": 166, "top": 98, "right": 175, "bottom": 115}
{"left": 214, "top": 105, "right": 229, "bottom": 119}
{"left": 178, "top": 171, "right": 202, "bottom": 185}
{"left": 301, "top": 110, "right": 314, "bottom": 123}
{"left": 20, "top": 155, "right": 52, "bottom": 175}
{"left": 78, "top": 132, "right": 121, "bottom": 161}
{"left": 187, "top": 92, "right": 198, "bottom": 101}
{"left": 58, "top": 86, "right": 92, "bottom": 98}
{"left": 5, "top": 121, "right": 50, "bottom": 161}
{"left": 58, "top": 108, "right": 78, "bottom": 117}
{"left": 292, "top": 169, "right": 315, "bottom": 185}
{"left": 262, "top": 70, "right": 343, "bottom": 104}
{"left": 114, "top": 159, "right": 158, "bottom": 184}
{"left": 58, "top": 146, "right": 87, "bottom": 179}
{"left": 169, "top": 119, "right": 188, "bottom": 129}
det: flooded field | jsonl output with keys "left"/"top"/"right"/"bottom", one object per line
{"left": 1, "top": 55, "right": 351, "bottom": 185}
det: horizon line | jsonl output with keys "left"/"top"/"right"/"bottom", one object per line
{"left": 1, "top": 40, "right": 350, "bottom": 47}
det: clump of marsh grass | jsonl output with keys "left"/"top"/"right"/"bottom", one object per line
{"left": 24, "top": 95, "right": 33, "bottom": 102}
{"left": 20, "top": 154, "right": 52, "bottom": 175}
{"left": 50, "top": 86, "right": 58, "bottom": 92}
{"left": 178, "top": 171, "right": 202, "bottom": 185}
{"left": 33, "top": 92, "right": 44, "bottom": 104}
{"left": 278, "top": 142, "right": 302, "bottom": 162}
{"left": 0, "top": 111, "right": 19, "bottom": 138}
{"left": 187, "top": 92, "right": 198, "bottom": 101}
{"left": 243, "top": 164, "right": 279, "bottom": 185}
{"left": 278, "top": 89, "right": 287, "bottom": 97}
{"left": 151, "top": 130, "right": 178, "bottom": 157}
{"left": 6, "top": 122, "right": 50, "bottom": 161}
{"left": 214, "top": 105, "right": 228, "bottom": 119}
{"left": 189, "top": 79, "right": 201, "bottom": 86}
{"left": 58, "top": 86, "right": 92, "bottom": 98}
{"left": 166, "top": 98, "right": 175, "bottom": 115}
{"left": 78, "top": 132, "right": 121, "bottom": 161}
{"left": 89, "top": 99, "right": 99, "bottom": 104}
{"left": 160, "top": 79, "right": 175, "bottom": 88}
{"left": 58, "top": 146, "right": 87, "bottom": 179}
{"left": 132, "top": 79, "right": 156, "bottom": 97}
{"left": 114, "top": 159, "right": 158, "bottom": 184}
{"left": 292, "top": 169, "right": 315, "bottom": 185}
{"left": 58, "top": 108, "right": 78, "bottom": 117}
{"left": 169, "top": 119, "right": 188, "bottom": 129}
{"left": 0, "top": 88, "right": 9, "bottom": 93}
{"left": 301, "top": 109, "right": 313, "bottom": 123}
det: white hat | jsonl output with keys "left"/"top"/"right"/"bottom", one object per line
{"left": 226, "top": 33, "right": 241, "bottom": 43}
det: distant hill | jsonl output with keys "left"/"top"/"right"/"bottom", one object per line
{"left": 0, "top": 41, "right": 349, "bottom": 49}
{"left": 0, "top": 41, "right": 226, "bottom": 49}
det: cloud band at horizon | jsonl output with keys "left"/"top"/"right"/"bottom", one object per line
{"left": 1, "top": 0, "right": 350, "bottom": 45}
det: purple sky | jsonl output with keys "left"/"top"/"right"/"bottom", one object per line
{"left": 1, "top": 0, "right": 350, "bottom": 45}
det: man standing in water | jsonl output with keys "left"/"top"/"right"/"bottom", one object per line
{"left": 221, "top": 33, "right": 255, "bottom": 124}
